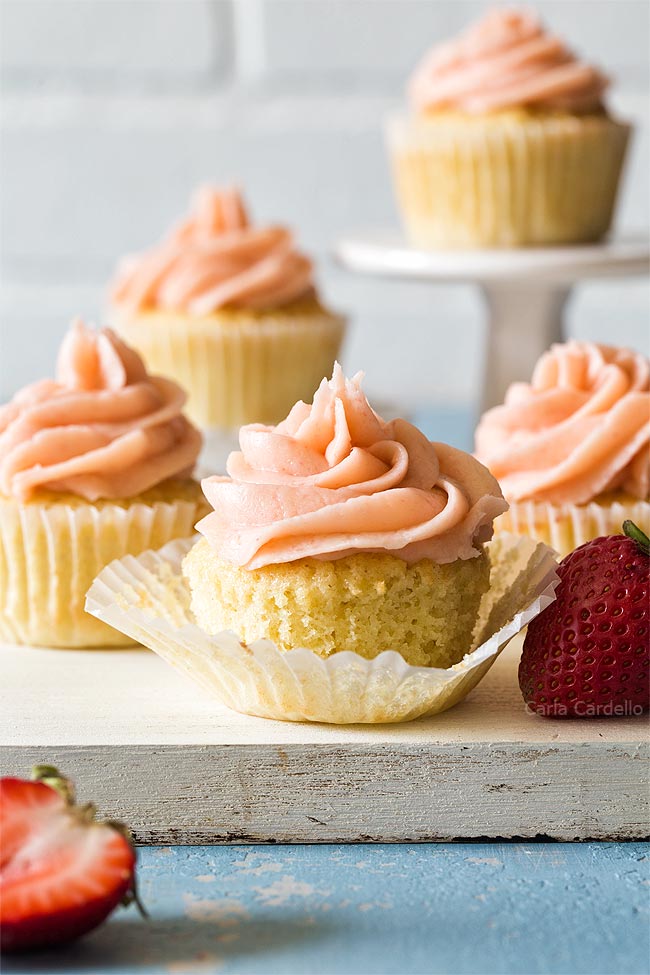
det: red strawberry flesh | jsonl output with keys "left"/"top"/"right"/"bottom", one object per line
{"left": 1, "top": 774, "right": 136, "bottom": 952}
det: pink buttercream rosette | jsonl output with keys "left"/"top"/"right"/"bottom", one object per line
{"left": 409, "top": 7, "right": 609, "bottom": 115}
{"left": 196, "top": 365, "right": 508, "bottom": 568}
{"left": 0, "top": 319, "right": 201, "bottom": 501}
{"left": 110, "top": 186, "right": 315, "bottom": 315}
{"left": 475, "top": 342, "right": 650, "bottom": 555}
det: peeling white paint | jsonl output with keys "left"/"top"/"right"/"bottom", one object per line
{"left": 231, "top": 851, "right": 283, "bottom": 876}
{"left": 253, "top": 875, "right": 331, "bottom": 907}
{"left": 241, "top": 861, "right": 283, "bottom": 877}
{"left": 195, "top": 874, "right": 217, "bottom": 883}
{"left": 183, "top": 894, "right": 249, "bottom": 925}
{"left": 354, "top": 859, "right": 399, "bottom": 874}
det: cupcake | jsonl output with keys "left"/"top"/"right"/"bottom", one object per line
{"left": 109, "top": 186, "right": 346, "bottom": 433}
{"left": 183, "top": 365, "right": 508, "bottom": 667}
{"left": 86, "top": 368, "right": 559, "bottom": 723}
{"left": 387, "top": 7, "right": 630, "bottom": 248}
{"left": 475, "top": 341, "right": 650, "bottom": 556}
{"left": 0, "top": 319, "right": 204, "bottom": 648}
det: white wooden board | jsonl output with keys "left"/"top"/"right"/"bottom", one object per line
{"left": 1, "top": 638, "right": 648, "bottom": 843}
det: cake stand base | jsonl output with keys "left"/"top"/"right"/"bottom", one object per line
{"left": 481, "top": 283, "right": 569, "bottom": 411}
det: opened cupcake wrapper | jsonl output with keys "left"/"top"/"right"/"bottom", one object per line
{"left": 86, "top": 533, "right": 558, "bottom": 724}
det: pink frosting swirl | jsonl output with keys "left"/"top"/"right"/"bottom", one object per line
{"left": 409, "top": 7, "right": 609, "bottom": 114}
{"left": 0, "top": 320, "right": 202, "bottom": 502}
{"left": 111, "top": 186, "right": 315, "bottom": 314}
{"left": 475, "top": 342, "right": 650, "bottom": 505}
{"left": 197, "top": 366, "right": 507, "bottom": 569}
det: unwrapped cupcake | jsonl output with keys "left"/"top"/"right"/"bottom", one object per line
{"left": 109, "top": 186, "right": 346, "bottom": 433}
{"left": 185, "top": 364, "right": 509, "bottom": 667}
{"left": 475, "top": 341, "right": 650, "bottom": 556}
{"left": 87, "top": 366, "right": 559, "bottom": 723}
{"left": 0, "top": 319, "right": 204, "bottom": 648}
{"left": 387, "top": 6, "right": 630, "bottom": 247}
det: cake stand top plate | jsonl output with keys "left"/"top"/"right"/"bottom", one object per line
{"left": 334, "top": 232, "right": 650, "bottom": 285}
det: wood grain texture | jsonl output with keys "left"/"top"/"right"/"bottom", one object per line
{"left": 1, "top": 638, "right": 648, "bottom": 843}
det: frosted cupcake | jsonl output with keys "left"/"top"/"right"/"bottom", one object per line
{"left": 183, "top": 365, "right": 508, "bottom": 667}
{"left": 475, "top": 341, "right": 650, "bottom": 556}
{"left": 387, "top": 7, "right": 630, "bottom": 247}
{"left": 0, "top": 319, "right": 204, "bottom": 648}
{"left": 109, "top": 186, "right": 346, "bottom": 432}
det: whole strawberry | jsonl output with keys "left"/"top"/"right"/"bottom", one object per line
{"left": 0, "top": 765, "right": 144, "bottom": 953}
{"left": 520, "top": 521, "right": 649, "bottom": 718}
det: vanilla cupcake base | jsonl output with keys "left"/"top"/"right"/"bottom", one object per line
{"left": 86, "top": 533, "right": 558, "bottom": 724}
{"left": 183, "top": 540, "right": 491, "bottom": 668}
{"left": 497, "top": 494, "right": 650, "bottom": 557}
{"left": 0, "top": 482, "right": 205, "bottom": 649}
{"left": 111, "top": 299, "right": 346, "bottom": 430}
{"left": 387, "top": 110, "right": 630, "bottom": 248}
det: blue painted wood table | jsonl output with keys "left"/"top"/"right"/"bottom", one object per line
{"left": 4, "top": 843, "right": 649, "bottom": 975}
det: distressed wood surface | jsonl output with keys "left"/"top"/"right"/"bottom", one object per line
{"left": 5, "top": 844, "right": 649, "bottom": 975}
{"left": 1, "top": 638, "right": 648, "bottom": 843}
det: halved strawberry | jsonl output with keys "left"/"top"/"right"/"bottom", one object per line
{"left": 1, "top": 766, "right": 141, "bottom": 953}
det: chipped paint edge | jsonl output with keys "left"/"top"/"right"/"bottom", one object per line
{"left": 2, "top": 741, "right": 648, "bottom": 844}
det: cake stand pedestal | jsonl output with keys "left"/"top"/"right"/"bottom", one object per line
{"left": 334, "top": 234, "right": 649, "bottom": 411}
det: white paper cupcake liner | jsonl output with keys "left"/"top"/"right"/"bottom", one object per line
{"left": 86, "top": 533, "right": 558, "bottom": 723}
{"left": 0, "top": 492, "right": 202, "bottom": 648}
{"left": 112, "top": 307, "right": 346, "bottom": 431}
{"left": 500, "top": 497, "right": 650, "bottom": 558}
{"left": 387, "top": 112, "right": 630, "bottom": 247}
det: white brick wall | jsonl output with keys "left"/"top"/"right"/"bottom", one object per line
{"left": 1, "top": 0, "right": 648, "bottom": 407}
{"left": 253, "top": 0, "right": 649, "bottom": 87}
{"left": 0, "top": 0, "right": 230, "bottom": 86}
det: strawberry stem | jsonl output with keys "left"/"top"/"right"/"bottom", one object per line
{"left": 106, "top": 820, "right": 150, "bottom": 920}
{"left": 31, "top": 765, "right": 75, "bottom": 804}
{"left": 125, "top": 881, "right": 150, "bottom": 920}
{"left": 623, "top": 520, "right": 650, "bottom": 556}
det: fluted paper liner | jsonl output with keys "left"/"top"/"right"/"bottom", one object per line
{"left": 87, "top": 533, "right": 558, "bottom": 723}
{"left": 0, "top": 492, "right": 203, "bottom": 649}
{"left": 112, "top": 307, "right": 346, "bottom": 430}
{"left": 499, "top": 497, "right": 650, "bottom": 558}
{"left": 387, "top": 112, "right": 630, "bottom": 247}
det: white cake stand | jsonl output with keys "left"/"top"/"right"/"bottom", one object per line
{"left": 335, "top": 233, "right": 649, "bottom": 411}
